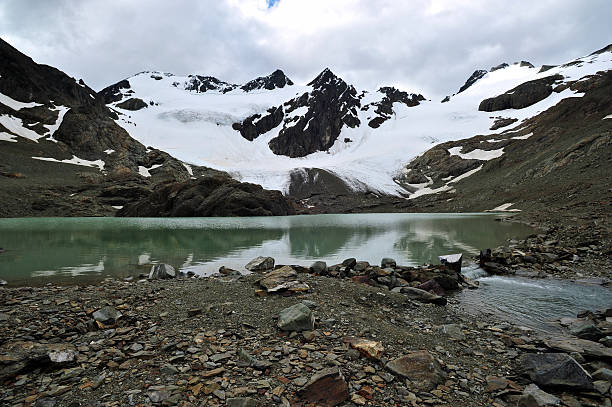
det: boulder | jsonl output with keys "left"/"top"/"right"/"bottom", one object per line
{"left": 569, "top": 319, "right": 604, "bottom": 341}
{"left": 417, "top": 279, "right": 445, "bottom": 296}
{"left": 309, "top": 261, "right": 327, "bottom": 274}
{"left": 439, "top": 253, "right": 462, "bottom": 273}
{"left": 258, "top": 266, "right": 309, "bottom": 294}
{"left": 245, "top": 256, "right": 274, "bottom": 271}
{"left": 381, "top": 258, "right": 396, "bottom": 268}
{"left": 0, "top": 341, "right": 77, "bottom": 380}
{"left": 344, "top": 337, "right": 384, "bottom": 360}
{"left": 149, "top": 263, "right": 176, "bottom": 280}
{"left": 115, "top": 97, "right": 148, "bottom": 111}
{"left": 592, "top": 367, "right": 612, "bottom": 382}
{"left": 354, "top": 261, "right": 370, "bottom": 272}
{"left": 385, "top": 350, "right": 446, "bottom": 391}
{"left": 519, "top": 353, "right": 594, "bottom": 390}
{"left": 544, "top": 337, "right": 612, "bottom": 360}
{"left": 399, "top": 287, "right": 447, "bottom": 305}
{"left": 92, "top": 306, "right": 122, "bottom": 325}
{"left": 298, "top": 367, "right": 349, "bottom": 406}
{"left": 277, "top": 303, "right": 315, "bottom": 332}
{"left": 517, "top": 384, "right": 561, "bottom": 406}
{"left": 342, "top": 258, "right": 357, "bottom": 269}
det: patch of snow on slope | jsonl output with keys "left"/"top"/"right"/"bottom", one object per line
{"left": 0, "top": 132, "right": 18, "bottom": 142}
{"left": 0, "top": 114, "right": 44, "bottom": 141}
{"left": 448, "top": 147, "right": 504, "bottom": 160}
{"left": 485, "top": 202, "right": 521, "bottom": 212}
{"left": 448, "top": 165, "right": 484, "bottom": 183}
{"left": 138, "top": 164, "right": 163, "bottom": 177}
{"left": 104, "top": 149, "right": 115, "bottom": 154}
{"left": 604, "top": 114, "right": 612, "bottom": 120}
{"left": 511, "top": 132, "right": 533, "bottom": 140}
{"left": 32, "top": 155, "right": 105, "bottom": 170}
{"left": 0, "top": 92, "right": 42, "bottom": 110}
{"left": 45, "top": 106, "right": 70, "bottom": 142}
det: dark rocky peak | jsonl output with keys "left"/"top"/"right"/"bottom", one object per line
{"left": 490, "top": 63, "right": 509, "bottom": 72}
{"left": 184, "top": 75, "right": 238, "bottom": 94}
{"left": 307, "top": 68, "right": 346, "bottom": 89}
{"left": 241, "top": 69, "right": 294, "bottom": 92}
{"left": 590, "top": 43, "right": 612, "bottom": 55}
{"left": 364, "top": 87, "right": 425, "bottom": 129}
{"left": 100, "top": 79, "right": 131, "bottom": 104}
{"left": 457, "top": 70, "right": 488, "bottom": 94}
{"left": 518, "top": 61, "right": 535, "bottom": 68}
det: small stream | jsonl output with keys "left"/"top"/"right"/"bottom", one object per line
{"left": 455, "top": 264, "right": 612, "bottom": 332}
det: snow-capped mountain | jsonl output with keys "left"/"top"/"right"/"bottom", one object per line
{"left": 101, "top": 45, "right": 612, "bottom": 200}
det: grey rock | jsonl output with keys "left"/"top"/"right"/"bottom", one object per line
{"left": 399, "top": 287, "right": 447, "bottom": 305}
{"left": 381, "top": 258, "right": 396, "bottom": 268}
{"left": 226, "top": 398, "right": 258, "bottom": 407}
{"left": 278, "top": 303, "right": 315, "bottom": 332}
{"left": 569, "top": 319, "right": 604, "bottom": 341}
{"left": 518, "top": 384, "right": 560, "bottom": 406}
{"left": 92, "top": 306, "right": 122, "bottom": 324}
{"left": 310, "top": 261, "right": 327, "bottom": 274}
{"left": 519, "top": 353, "right": 594, "bottom": 390}
{"left": 0, "top": 279, "right": 7, "bottom": 286}
{"left": 439, "top": 324, "right": 466, "bottom": 340}
{"left": 149, "top": 263, "right": 176, "bottom": 279}
{"left": 592, "top": 368, "right": 612, "bottom": 382}
{"left": 385, "top": 350, "right": 446, "bottom": 391}
{"left": 342, "top": 258, "right": 357, "bottom": 269}
{"left": 245, "top": 256, "right": 275, "bottom": 271}
{"left": 594, "top": 380, "right": 611, "bottom": 394}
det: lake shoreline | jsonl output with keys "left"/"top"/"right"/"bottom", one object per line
{"left": 1, "top": 269, "right": 610, "bottom": 406}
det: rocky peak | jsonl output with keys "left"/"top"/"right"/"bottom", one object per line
{"left": 241, "top": 69, "right": 294, "bottom": 92}
{"left": 490, "top": 63, "right": 509, "bottom": 72}
{"left": 364, "top": 87, "right": 425, "bottom": 128}
{"left": 307, "top": 68, "right": 345, "bottom": 88}
{"left": 457, "top": 70, "right": 488, "bottom": 94}
{"left": 100, "top": 79, "right": 131, "bottom": 104}
{"left": 184, "top": 75, "right": 238, "bottom": 94}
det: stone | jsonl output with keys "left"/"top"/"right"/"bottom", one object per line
{"left": 277, "top": 303, "right": 315, "bottom": 332}
{"left": 544, "top": 337, "right": 612, "bottom": 360}
{"left": 342, "top": 258, "right": 357, "bottom": 269}
{"left": 148, "top": 263, "right": 176, "bottom": 279}
{"left": 569, "top": 319, "right": 604, "bottom": 341}
{"left": 439, "top": 253, "right": 462, "bottom": 273}
{"left": 344, "top": 337, "right": 384, "bottom": 360}
{"left": 381, "top": 258, "right": 396, "bottom": 268}
{"left": 592, "top": 368, "right": 612, "bottom": 382}
{"left": 399, "top": 287, "right": 447, "bottom": 305}
{"left": 439, "top": 324, "right": 466, "bottom": 340}
{"left": 258, "top": 266, "right": 309, "bottom": 293}
{"left": 298, "top": 367, "right": 349, "bottom": 406}
{"left": 594, "top": 380, "right": 611, "bottom": 394}
{"left": 485, "top": 376, "right": 510, "bottom": 392}
{"left": 385, "top": 350, "right": 446, "bottom": 391}
{"left": 0, "top": 342, "right": 78, "bottom": 380}
{"left": 245, "top": 256, "right": 275, "bottom": 271}
{"left": 226, "top": 397, "right": 258, "bottom": 407}
{"left": 600, "top": 336, "right": 612, "bottom": 347}
{"left": 417, "top": 279, "right": 445, "bottom": 296}
{"left": 519, "top": 353, "right": 594, "bottom": 390}
{"left": 310, "top": 261, "right": 327, "bottom": 274}
{"left": 92, "top": 306, "right": 122, "bottom": 324}
{"left": 518, "top": 384, "right": 561, "bottom": 406}
{"left": 354, "top": 261, "right": 370, "bottom": 272}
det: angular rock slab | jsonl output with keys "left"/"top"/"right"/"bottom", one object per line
{"left": 245, "top": 256, "right": 275, "bottom": 271}
{"left": 344, "top": 337, "right": 384, "bottom": 360}
{"left": 277, "top": 303, "right": 315, "bottom": 332}
{"left": 92, "top": 306, "right": 122, "bottom": 325}
{"left": 149, "top": 263, "right": 176, "bottom": 279}
{"left": 544, "top": 337, "right": 612, "bottom": 360}
{"left": 518, "top": 384, "right": 561, "bottom": 406}
{"left": 399, "top": 287, "right": 447, "bottom": 305}
{"left": 385, "top": 350, "right": 446, "bottom": 391}
{"left": 258, "top": 265, "right": 309, "bottom": 293}
{"left": 0, "top": 341, "right": 77, "bottom": 380}
{"left": 519, "top": 353, "right": 594, "bottom": 391}
{"left": 298, "top": 367, "right": 349, "bottom": 406}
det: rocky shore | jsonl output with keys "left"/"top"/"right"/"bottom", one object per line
{"left": 1, "top": 255, "right": 611, "bottom": 407}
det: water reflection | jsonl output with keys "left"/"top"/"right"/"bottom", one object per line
{"left": 0, "top": 214, "right": 534, "bottom": 284}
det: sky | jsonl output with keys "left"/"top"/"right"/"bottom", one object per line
{"left": 1, "top": 0, "right": 611, "bottom": 98}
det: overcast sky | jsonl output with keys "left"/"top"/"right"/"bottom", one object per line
{"left": 1, "top": 0, "right": 610, "bottom": 98}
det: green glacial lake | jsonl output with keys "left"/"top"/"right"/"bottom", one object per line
{"left": 0, "top": 213, "right": 534, "bottom": 285}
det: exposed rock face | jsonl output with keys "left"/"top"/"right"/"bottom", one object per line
{"left": 268, "top": 68, "right": 362, "bottom": 157}
{"left": 490, "top": 63, "right": 509, "bottom": 72}
{"left": 117, "top": 175, "right": 295, "bottom": 217}
{"left": 365, "top": 87, "right": 425, "bottom": 128}
{"left": 232, "top": 106, "right": 284, "bottom": 141}
{"left": 99, "top": 79, "right": 130, "bottom": 104}
{"left": 458, "top": 70, "right": 488, "bottom": 94}
{"left": 490, "top": 117, "right": 518, "bottom": 130}
{"left": 116, "top": 97, "right": 148, "bottom": 111}
{"left": 184, "top": 75, "right": 237, "bottom": 93}
{"left": 241, "top": 69, "right": 293, "bottom": 92}
{"left": 479, "top": 74, "right": 564, "bottom": 112}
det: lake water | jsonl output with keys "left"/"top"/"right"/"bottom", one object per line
{"left": 0, "top": 213, "right": 533, "bottom": 285}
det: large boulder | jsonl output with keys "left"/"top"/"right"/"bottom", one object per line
{"left": 149, "top": 263, "right": 176, "bottom": 279}
{"left": 115, "top": 97, "right": 148, "bottom": 111}
{"left": 0, "top": 341, "right": 77, "bottom": 380}
{"left": 310, "top": 261, "right": 327, "bottom": 274}
{"left": 519, "top": 353, "right": 594, "bottom": 390}
{"left": 385, "top": 350, "right": 446, "bottom": 391}
{"left": 277, "top": 303, "right": 315, "bottom": 332}
{"left": 92, "top": 306, "right": 122, "bottom": 325}
{"left": 245, "top": 256, "right": 275, "bottom": 271}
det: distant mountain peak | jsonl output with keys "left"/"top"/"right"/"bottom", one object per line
{"left": 241, "top": 69, "right": 294, "bottom": 92}
{"left": 308, "top": 67, "right": 344, "bottom": 88}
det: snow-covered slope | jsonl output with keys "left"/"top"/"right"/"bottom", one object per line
{"left": 103, "top": 47, "right": 612, "bottom": 196}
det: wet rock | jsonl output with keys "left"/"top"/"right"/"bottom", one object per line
{"left": 344, "top": 337, "right": 384, "bottom": 360}
{"left": 245, "top": 256, "right": 275, "bottom": 271}
{"left": 399, "top": 287, "right": 447, "bottom": 305}
{"left": 277, "top": 303, "right": 315, "bottom": 332}
{"left": 0, "top": 279, "right": 7, "bottom": 286}
{"left": 298, "top": 367, "right": 349, "bottom": 406}
{"left": 439, "top": 253, "right": 462, "bottom": 273}
{"left": 310, "top": 261, "right": 327, "bottom": 274}
{"left": 342, "top": 258, "right": 357, "bottom": 269}
{"left": 519, "top": 353, "right": 594, "bottom": 390}
{"left": 92, "top": 306, "right": 122, "bottom": 325}
{"left": 381, "top": 258, "right": 396, "bottom": 268}
{"left": 385, "top": 350, "right": 446, "bottom": 391}
{"left": 149, "top": 263, "right": 176, "bottom": 279}
{"left": 518, "top": 384, "right": 561, "bottom": 406}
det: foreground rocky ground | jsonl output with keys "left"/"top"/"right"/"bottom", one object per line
{"left": 1, "top": 260, "right": 611, "bottom": 407}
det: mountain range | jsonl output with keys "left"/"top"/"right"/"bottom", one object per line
{"left": 0, "top": 38, "right": 610, "bottom": 218}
